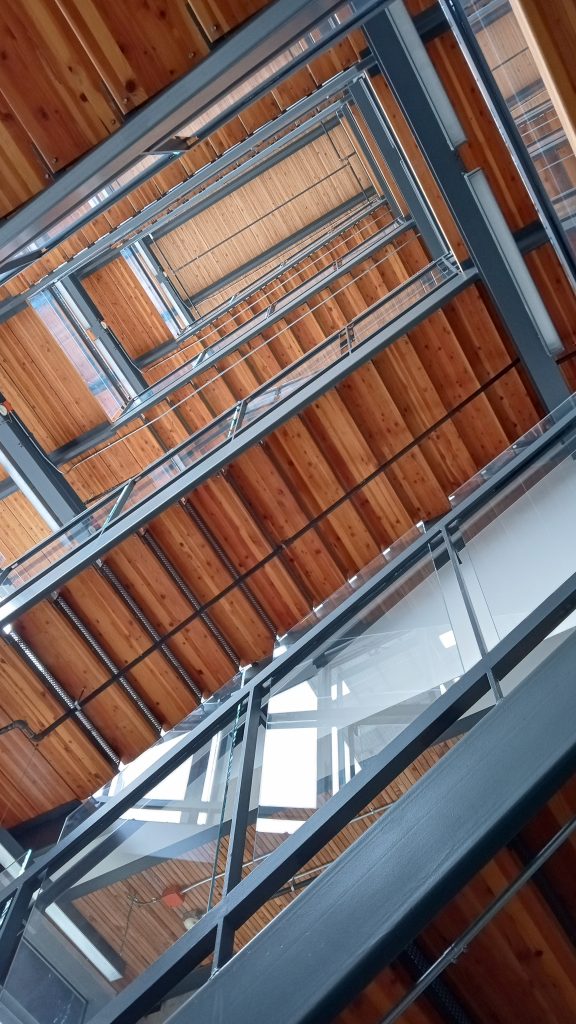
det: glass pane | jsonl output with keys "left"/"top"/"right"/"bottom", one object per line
{"left": 461, "top": 0, "right": 576, "bottom": 258}
{"left": 244, "top": 547, "right": 472, "bottom": 868}
{"left": 0, "top": 708, "right": 245, "bottom": 1020}
{"left": 455, "top": 423, "right": 576, "bottom": 646}
{"left": 449, "top": 392, "right": 576, "bottom": 508}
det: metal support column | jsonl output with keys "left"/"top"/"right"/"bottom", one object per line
{"left": 0, "top": 878, "right": 37, "bottom": 986}
{"left": 348, "top": 77, "right": 448, "bottom": 259}
{"left": 441, "top": 0, "right": 576, "bottom": 293}
{"left": 364, "top": 0, "right": 570, "bottom": 412}
{"left": 0, "top": 398, "right": 85, "bottom": 529}
{"left": 56, "top": 278, "right": 147, "bottom": 396}
{"left": 213, "top": 688, "right": 264, "bottom": 970}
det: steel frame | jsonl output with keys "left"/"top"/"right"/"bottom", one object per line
{"left": 347, "top": 77, "right": 448, "bottom": 260}
{"left": 364, "top": 0, "right": 570, "bottom": 411}
{"left": 0, "top": 399, "right": 86, "bottom": 529}
{"left": 0, "top": 260, "right": 470, "bottom": 624}
{"left": 442, "top": 0, "right": 576, "bottom": 292}
{"left": 0, "top": 67, "right": 372, "bottom": 324}
{"left": 2, "top": 392, "right": 576, "bottom": 1023}
{"left": 174, "top": 629, "right": 576, "bottom": 1024}
{"left": 0, "top": 0, "right": 384, "bottom": 267}
{"left": 112, "top": 215, "right": 414, "bottom": 427}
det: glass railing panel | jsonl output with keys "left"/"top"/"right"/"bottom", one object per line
{"left": 460, "top": 0, "right": 576, "bottom": 258}
{"left": 449, "top": 392, "right": 576, "bottom": 508}
{"left": 454, "top": 421, "right": 576, "bottom": 646}
{"left": 0, "top": 500, "right": 116, "bottom": 595}
{"left": 0, "top": 851, "right": 32, "bottom": 893}
{"left": 244, "top": 546, "right": 470, "bottom": 868}
{"left": 353, "top": 257, "right": 455, "bottom": 344}
{"left": 59, "top": 672, "right": 250, "bottom": 841}
{"left": 0, "top": 257, "right": 460, "bottom": 604}
{"left": 0, "top": 709, "right": 245, "bottom": 1021}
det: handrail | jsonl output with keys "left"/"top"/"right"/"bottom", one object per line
{"left": 1, "top": 389, "right": 575, "bottom": 910}
{"left": 2, "top": 393, "right": 576, "bottom": 1022}
{"left": 0, "top": 255, "right": 457, "bottom": 607}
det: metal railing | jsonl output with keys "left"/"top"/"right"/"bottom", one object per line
{"left": 0, "top": 255, "right": 458, "bottom": 614}
{"left": 2, "top": 390, "right": 576, "bottom": 1023}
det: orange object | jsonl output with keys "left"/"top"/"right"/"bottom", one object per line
{"left": 161, "top": 887, "right": 185, "bottom": 908}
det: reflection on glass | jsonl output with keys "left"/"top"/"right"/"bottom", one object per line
{"left": 0, "top": 710, "right": 244, "bottom": 1020}
{"left": 246, "top": 550, "right": 467, "bottom": 866}
{"left": 449, "top": 392, "right": 576, "bottom": 508}
{"left": 461, "top": 0, "right": 576, "bottom": 256}
{"left": 454, "top": 423, "right": 576, "bottom": 647}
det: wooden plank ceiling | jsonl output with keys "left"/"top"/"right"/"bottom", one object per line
{"left": 0, "top": 2, "right": 575, "bottom": 832}
{"left": 0, "top": 0, "right": 272, "bottom": 219}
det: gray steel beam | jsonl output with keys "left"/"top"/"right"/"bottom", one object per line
{"left": 0, "top": 0, "right": 376, "bottom": 266}
{"left": 348, "top": 77, "right": 448, "bottom": 259}
{"left": 57, "top": 279, "right": 147, "bottom": 396}
{"left": 114, "top": 215, "right": 413, "bottom": 426}
{"left": 0, "top": 264, "right": 472, "bottom": 624}
{"left": 169, "top": 629, "right": 576, "bottom": 1024}
{"left": 0, "top": 399, "right": 85, "bottom": 529}
{"left": 364, "top": 1, "right": 569, "bottom": 411}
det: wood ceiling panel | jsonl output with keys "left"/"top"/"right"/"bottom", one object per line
{"left": 0, "top": 0, "right": 119, "bottom": 171}
{"left": 0, "top": 306, "right": 104, "bottom": 449}
{"left": 15, "top": 601, "right": 158, "bottom": 761}
{"left": 0, "top": 493, "right": 49, "bottom": 564}
{"left": 0, "top": 93, "right": 50, "bottom": 217}
{"left": 83, "top": 258, "right": 170, "bottom": 360}
{"left": 56, "top": 0, "right": 210, "bottom": 110}
{"left": 59, "top": 566, "right": 197, "bottom": 727}
{"left": 104, "top": 535, "right": 237, "bottom": 691}
{"left": 153, "top": 129, "right": 372, "bottom": 299}
{"left": 0, "top": 0, "right": 277, "bottom": 220}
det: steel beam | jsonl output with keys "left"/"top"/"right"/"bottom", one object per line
{"left": 364, "top": 0, "right": 569, "bottom": 411}
{"left": 0, "top": 399, "right": 85, "bottom": 529}
{"left": 131, "top": 239, "right": 193, "bottom": 329}
{"left": 57, "top": 279, "right": 147, "bottom": 396}
{"left": 1, "top": 398, "right": 576, "bottom": 921}
{"left": 348, "top": 77, "right": 448, "bottom": 259}
{"left": 0, "top": 264, "right": 471, "bottom": 624}
{"left": 0, "top": 0, "right": 377, "bottom": 266}
{"left": 441, "top": 0, "right": 576, "bottom": 292}
{"left": 168, "top": 630, "right": 576, "bottom": 1024}
{"left": 114, "top": 216, "right": 413, "bottom": 426}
